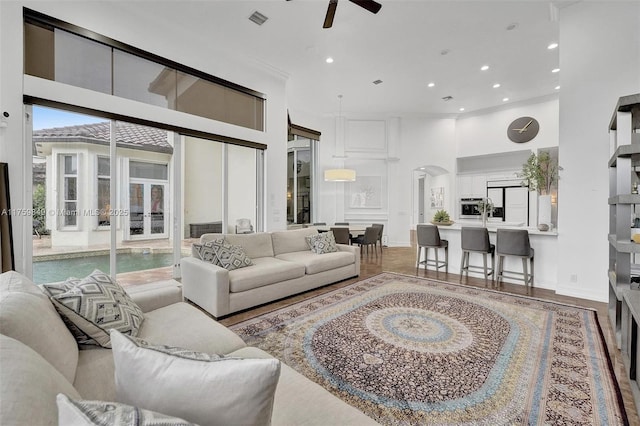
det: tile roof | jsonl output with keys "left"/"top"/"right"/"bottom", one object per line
{"left": 33, "top": 121, "right": 173, "bottom": 154}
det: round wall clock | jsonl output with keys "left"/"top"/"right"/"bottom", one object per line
{"left": 507, "top": 116, "right": 539, "bottom": 143}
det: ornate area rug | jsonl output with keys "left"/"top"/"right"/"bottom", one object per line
{"left": 230, "top": 273, "right": 628, "bottom": 425}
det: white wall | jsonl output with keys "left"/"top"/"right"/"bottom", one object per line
{"left": 557, "top": 2, "right": 640, "bottom": 302}
{"left": 0, "top": 1, "right": 289, "bottom": 273}
{"left": 456, "top": 97, "right": 559, "bottom": 157}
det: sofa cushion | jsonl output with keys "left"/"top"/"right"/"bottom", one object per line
{"left": 0, "top": 271, "right": 79, "bottom": 383}
{"left": 0, "top": 335, "right": 82, "bottom": 426}
{"left": 276, "top": 250, "right": 357, "bottom": 275}
{"left": 111, "top": 330, "right": 281, "bottom": 426}
{"left": 228, "top": 256, "right": 306, "bottom": 293}
{"left": 137, "top": 302, "right": 247, "bottom": 355}
{"left": 56, "top": 393, "right": 196, "bottom": 426}
{"left": 224, "top": 232, "right": 275, "bottom": 258}
{"left": 73, "top": 348, "right": 118, "bottom": 401}
{"left": 43, "top": 270, "right": 145, "bottom": 348}
{"left": 271, "top": 228, "right": 319, "bottom": 256}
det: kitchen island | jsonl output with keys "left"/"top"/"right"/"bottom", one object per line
{"left": 410, "top": 220, "right": 558, "bottom": 291}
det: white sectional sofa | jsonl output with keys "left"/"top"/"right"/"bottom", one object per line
{"left": 0, "top": 270, "right": 377, "bottom": 425}
{"left": 180, "top": 227, "right": 360, "bottom": 318}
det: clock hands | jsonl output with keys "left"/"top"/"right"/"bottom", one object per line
{"left": 511, "top": 119, "right": 533, "bottom": 133}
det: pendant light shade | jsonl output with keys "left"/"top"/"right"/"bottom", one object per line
{"left": 324, "top": 168, "right": 356, "bottom": 182}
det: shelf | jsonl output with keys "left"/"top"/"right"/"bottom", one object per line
{"left": 609, "top": 194, "right": 640, "bottom": 204}
{"left": 608, "top": 234, "right": 640, "bottom": 253}
{"left": 609, "top": 93, "right": 640, "bottom": 130}
{"left": 608, "top": 143, "right": 640, "bottom": 167}
{"left": 609, "top": 272, "right": 631, "bottom": 299}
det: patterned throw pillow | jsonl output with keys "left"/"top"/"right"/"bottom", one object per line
{"left": 42, "top": 270, "right": 144, "bottom": 348}
{"left": 56, "top": 394, "right": 197, "bottom": 426}
{"left": 192, "top": 238, "right": 225, "bottom": 266}
{"left": 111, "top": 330, "right": 281, "bottom": 426}
{"left": 307, "top": 231, "right": 339, "bottom": 254}
{"left": 208, "top": 239, "right": 253, "bottom": 270}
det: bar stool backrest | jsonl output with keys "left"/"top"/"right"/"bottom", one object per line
{"left": 461, "top": 227, "right": 491, "bottom": 252}
{"left": 496, "top": 229, "right": 531, "bottom": 257}
{"left": 417, "top": 224, "right": 441, "bottom": 247}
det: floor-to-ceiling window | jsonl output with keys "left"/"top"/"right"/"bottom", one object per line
{"left": 287, "top": 136, "right": 316, "bottom": 225}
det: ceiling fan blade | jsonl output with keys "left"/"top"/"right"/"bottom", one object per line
{"left": 323, "top": 0, "right": 338, "bottom": 28}
{"left": 348, "top": 0, "right": 382, "bottom": 14}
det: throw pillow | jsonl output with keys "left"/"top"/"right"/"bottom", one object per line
{"left": 307, "top": 231, "right": 339, "bottom": 254}
{"left": 110, "top": 330, "right": 281, "bottom": 426}
{"left": 42, "top": 270, "right": 144, "bottom": 348}
{"left": 209, "top": 239, "right": 253, "bottom": 270}
{"left": 192, "top": 238, "right": 225, "bottom": 266}
{"left": 56, "top": 394, "right": 197, "bottom": 426}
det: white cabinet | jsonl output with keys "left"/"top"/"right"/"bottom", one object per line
{"left": 505, "top": 187, "right": 528, "bottom": 224}
{"left": 458, "top": 174, "right": 486, "bottom": 198}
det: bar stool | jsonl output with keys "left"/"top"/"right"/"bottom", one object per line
{"left": 416, "top": 224, "right": 448, "bottom": 273}
{"left": 496, "top": 229, "right": 534, "bottom": 289}
{"left": 460, "top": 227, "right": 495, "bottom": 282}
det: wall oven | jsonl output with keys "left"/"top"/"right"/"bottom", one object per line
{"left": 459, "top": 198, "right": 483, "bottom": 218}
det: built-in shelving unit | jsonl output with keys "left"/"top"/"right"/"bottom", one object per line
{"left": 608, "top": 93, "right": 640, "bottom": 411}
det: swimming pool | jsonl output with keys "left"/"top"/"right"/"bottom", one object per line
{"left": 32, "top": 252, "right": 177, "bottom": 284}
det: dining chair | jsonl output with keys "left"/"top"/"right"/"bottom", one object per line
{"left": 416, "top": 224, "right": 448, "bottom": 273}
{"left": 460, "top": 227, "right": 494, "bottom": 283}
{"left": 352, "top": 227, "right": 379, "bottom": 256}
{"left": 330, "top": 227, "right": 351, "bottom": 245}
{"left": 371, "top": 223, "right": 384, "bottom": 255}
{"left": 495, "top": 229, "right": 534, "bottom": 291}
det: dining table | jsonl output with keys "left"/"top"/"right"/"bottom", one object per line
{"left": 308, "top": 225, "right": 368, "bottom": 237}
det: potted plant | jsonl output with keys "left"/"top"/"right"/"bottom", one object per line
{"left": 431, "top": 209, "right": 453, "bottom": 225}
{"left": 519, "top": 151, "right": 560, "bottom": 230}
{"left": 476, "top": 199, "right": 494, "bottom": 227}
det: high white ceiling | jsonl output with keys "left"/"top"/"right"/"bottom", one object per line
{"left": 113, "top": 1, "right": 562, "bottom": 118}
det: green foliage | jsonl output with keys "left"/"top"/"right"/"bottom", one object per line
{"left": 32, "top": 184, "right": 49, "bottom": 235}
{"left": 432, "top": 209, "right": 451, "bottom": 223}
{"left": 519, "top": 151, "right": 560, "bottom": 195}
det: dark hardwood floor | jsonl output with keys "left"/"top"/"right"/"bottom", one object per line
{"left": 219, "top": 246, "right": 639, "bottom": 423}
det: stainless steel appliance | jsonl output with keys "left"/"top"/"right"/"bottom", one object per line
{"left": 459, "top": 198, "right": 483, "bottom": 218}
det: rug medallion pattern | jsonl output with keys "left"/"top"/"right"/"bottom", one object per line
{"left": 231, "top": 273, "right": 628, "bottom": 425}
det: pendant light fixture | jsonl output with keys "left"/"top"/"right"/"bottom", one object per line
{"left": 325, "top": 95, "right": 356, "bottom": 182}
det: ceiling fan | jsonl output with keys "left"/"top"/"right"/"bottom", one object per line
{"left": 323, "top": 0, "right": 382, "bottom": 29}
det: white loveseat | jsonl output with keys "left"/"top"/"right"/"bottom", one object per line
{"left": 0, "top": 271, "right": 376, "bottom": 426}
{"left": 180, "top": 227, "right": 360, "bottom": 318}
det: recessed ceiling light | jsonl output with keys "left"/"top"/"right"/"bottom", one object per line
{"left": 248, "top": 11, "right": 268, "bottom": 26}
{"left": 493, "top": 83, "right": 501, "bottom": 88}
{"left": 440, "top": 49, "right": 451, "bottom": 56}
{"left": 373, "top": 79, "right": 383, "bottom": 85}
{"left": 442, "top": 96, "right": 453, "bottom": 101}
{"left": 552, "top": 68, "right": 560, "bottom": 73}
{"left": 503, "top": 97, "right": 509, "bottom": 102}
{"left": 325, "top": 57, "right": 334, "bottom": 64}
{"left": 547, "top": 43, "right": 559, "bottom": 50}
{"left": 459, "top": 107, "right": 465, "bottom": 112}
{"left": 428, "top": 82, "right": 435, "bottom": 87}
{"left": 506, "top": 23, "right": 519, "bottom": 31}
{"left": 481, "top": 65, "right": 489, "bottom": 71}
{"left": 555, "top": 85, "right": 561, "bottom": 90}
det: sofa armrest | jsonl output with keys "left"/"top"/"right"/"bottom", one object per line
{"left": 126, "top": 280, "right": 183, "bottom": 313}
{"left": 337, "top": 244, "right": 361, "bottom": 275}
{"left": 180, "top": 257, "right": 231, "bottom": 318}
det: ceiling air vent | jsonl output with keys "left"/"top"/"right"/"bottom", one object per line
{"left": 249, "top": 11, "right": 269, "bottom": 26}
{"left": 442, "top": 96, "right": 453, "bottom": 101}
{"left": 373, "top": 79, "right": 383, "bottom": 85}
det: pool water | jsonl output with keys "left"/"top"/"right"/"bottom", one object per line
{"left": 33, "top": 252, "right": 176, "bottom": 284}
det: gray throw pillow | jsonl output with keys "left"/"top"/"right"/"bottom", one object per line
{"left": 208, "top": 239, "right": 253, "bottom": 270}
{"left": 307, "top": 231, "right": 339, "bottom": 254}
{"left": 192, "top": 238, "right": 225, "bottom": 266}
{"left": 56, "top": 394, "right": 197, "bottom": 426}
{"left": 42, "top": 270, "right": 144, "bottom": 348}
